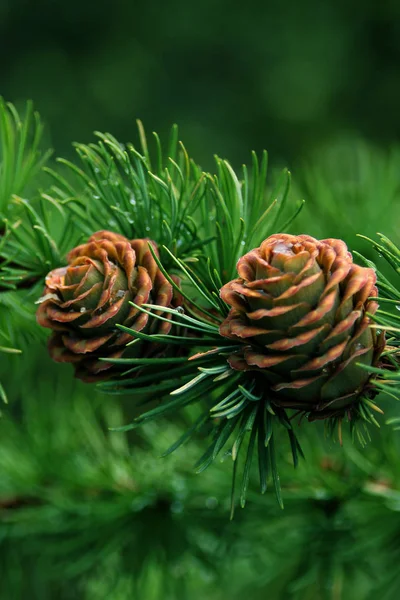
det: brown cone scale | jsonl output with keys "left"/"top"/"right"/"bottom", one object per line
{"left": 220, "top": 234, "right": 385, "bottom": 418}
{"left": 37, "top": 231, "right": 181, "bottom": 381}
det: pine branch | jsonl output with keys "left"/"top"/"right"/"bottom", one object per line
{"left": 42, "top": 125, "right": 211, "bottom": 267}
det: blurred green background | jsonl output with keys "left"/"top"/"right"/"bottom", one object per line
{"left": 2, "top": 0, "right": 400, "bottom": 168}
{"left": 2, "top": 2, "right": 400, "bottom": 599}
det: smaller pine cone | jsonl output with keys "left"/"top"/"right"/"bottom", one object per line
{"left": 219, "top": 234, "right": 385, "bottom": 418}
{"left": 36, "top": 231, "right": 181, "bottom": 381}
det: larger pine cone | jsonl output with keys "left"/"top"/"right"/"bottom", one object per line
{"left": 220, "top": 234, "right": 385, "bottom": 418}
{"left": 37, "top": 231, "right": 180, "bottom": 381}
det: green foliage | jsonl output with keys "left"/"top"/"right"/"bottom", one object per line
{"left": 0, "top": 98, "right": 52, "bottom": 218}
{"left": 3, "top": 348, "right": 400, "bottom": 600}
{"left": 198, "top": 154, "right": 303, "bottom": 285}
{"left": 1, "top": 98, "right": 400, "bottom": 599}
{"left": 0, "top": 196, "right": 81, "bottom": 290}
{"left": 293, "top": 139, "right": 400, "bottom": 258}
{"left": 0, "top": 350, "right": 233, "bottom": 600}
{"left": 355, "top": 233, "right": 400, "bottom": 407}
{"left": 1, "top": 99, "right": 399, "bottom": 512}
{"left": 43, "top": 126, "right": 211, "bottom": 263}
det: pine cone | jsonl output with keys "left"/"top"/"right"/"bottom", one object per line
{"left": 37, "top": 231, "right": 180, "bottom": 381}
{"left": 220, "top": 234, "right": 385, "bottom": 418}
